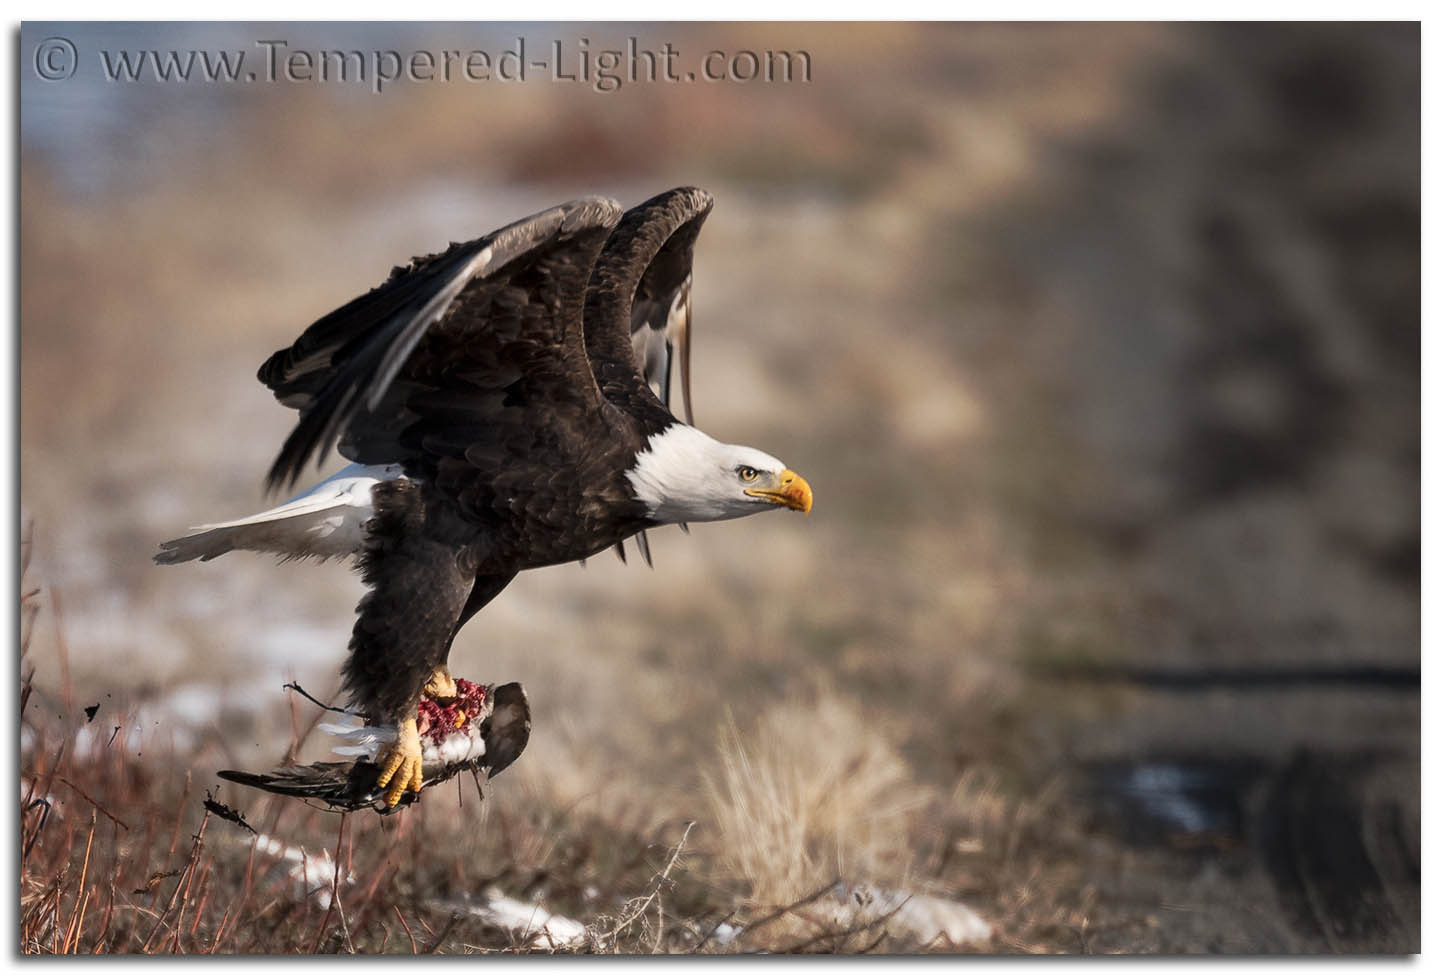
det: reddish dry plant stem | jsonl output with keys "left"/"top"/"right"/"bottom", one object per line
{"left": 353, "top": 825, "right": 399, "bottom": 926}
{"left": 141, "top": 809, "right": 209, "bottom": 952}
{"left": 208, "top": 906, "right": 231, "bottom": 953}
{"left": 61, "top": 812, "right": 97, "bottom": 952}
{"left": 129, "top": 796, "right": 159, "bottom": 895}
{"left": 259, "top": 793, "right": 288, "bottom": 841}
{"left": 167, "top": 771, "right": 193, "bottom": 859}
{"left": 92, "top": 873, "right": 117, "bottom": 953}
{"left": 424, "top": 914, "right": 460, "bottom": 954}
{"left": 20, "top": 663, "right": 36, "bottom": 718}
{"left": 189, "top": 863, "right": 213, "bottom": 938}
{"left": 21, "top": 769, "right": 37, "bottom": 816}
{"left": 55, "top": 774, "right": 130, "bottom": 831}
{"left": 170, "top": 816, "right": 211, "bottom": 954}
{"left": 211, "top": 836, "right": 259, "bottom": 952}
{"left": 309, "top": 813, "right": 350, "bottom": 954}
{"left": 394, "top": 905, "right": 419, "bottom": 954}
{"left": 34, "top": 740, "right": 69, "bottom": 833}
{"left": 354, "top": 868, "right": 388, "bottom": 928}
{"left": 21, "top": 801, "right": 49, "bottom": 869}
{"left": 283, "top": 685, "right": 305, "bottom": 766}
{"left": 53, "top": 880, "right": 64, "bottom": 953}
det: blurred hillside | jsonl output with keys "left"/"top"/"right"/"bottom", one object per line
{"left": 20, "top": 23, "right": 1418, "bottom": 952}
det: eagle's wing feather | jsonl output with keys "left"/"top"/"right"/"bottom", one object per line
{"left": 629, "top": 193, "right": 708, "bottom": 425}
{"left": 260, "top": 197, "right": 624, "bottom": 493}
{"left": 591, "top": 187, "right": 714, "bottom": 566}
{"left": 586, "top": 187, "right": 713, "bottom": 425}
{"left": 258, "top": 197, "right": 624, "bottom": 723}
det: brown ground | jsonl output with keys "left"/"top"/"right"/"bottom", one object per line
{"left": 20, "top": 22, "right": 1418, "bottom": 953}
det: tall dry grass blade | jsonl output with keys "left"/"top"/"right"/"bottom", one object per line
{"left": 61, "top": 811, "right": 97, "bottom": 953}
{"left": 64, "top": 887, "right": 94, "bottom": 955}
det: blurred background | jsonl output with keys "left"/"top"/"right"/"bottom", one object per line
{"left": 20, "top": 22, "right": 1418, "bottom": 952}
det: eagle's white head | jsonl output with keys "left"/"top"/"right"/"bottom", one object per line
{"left": 627, "top": 424, "right": 813, "bottom": 524}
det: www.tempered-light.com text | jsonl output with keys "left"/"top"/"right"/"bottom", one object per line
{"left": 37, "top": 38, "right": 814, "bottom": 92}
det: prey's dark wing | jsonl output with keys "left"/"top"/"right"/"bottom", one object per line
{"left": 258, "top": 198, "right": 623, "bottom": 500}
{"left": 587, "top": 187, "right": 715, "bottom": 566}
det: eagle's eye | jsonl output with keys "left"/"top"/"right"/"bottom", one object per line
{"left": 737, "top": 466, "right": 760, "bottom": 483}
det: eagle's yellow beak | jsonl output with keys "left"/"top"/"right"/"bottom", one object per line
{"left": 746, "top": 469, "right": 813, "bottom": 515}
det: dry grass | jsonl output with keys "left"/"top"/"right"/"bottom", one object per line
{"left": 23, "top": 526, "right": 1113, "bottom": 954}
{"left": 706, "top": 691, "right": 924, "bottom": 917}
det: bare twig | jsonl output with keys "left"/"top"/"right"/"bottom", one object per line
{"left": 55, "top": 776, "right": 130, "bottom": 831}
{"left": 594, "top": 821, "right": 695, "bottom": 951}
{"left": 310, "top": 813, "right": 352, "bottom": 954}
{"left": 22, "top": 799, "right": 53, "bottom": 859}
{"left": 283, "top": 681, "right": 359, "bottom": 716}
{"left": 736, "top": 878, "right": 840, "bottom": 941}
{"left": 424, "top": 913, "right": 461, "bottom": 954}
{"left": 694, "top": 908, "right": 739, "bottom": 953}
{"left": 394, "top": 905, "right": 419, "bottom": 954}
{"left": 773, "top": 891, "right": 913, "bottom": 954}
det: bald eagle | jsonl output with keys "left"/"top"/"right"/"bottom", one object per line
{"left": 156, "top": 188, "right": 813, "bottom": 806}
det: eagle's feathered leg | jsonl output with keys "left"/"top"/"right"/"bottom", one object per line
{"left": 345, "top": 480, "right": 484, "bottom": 807}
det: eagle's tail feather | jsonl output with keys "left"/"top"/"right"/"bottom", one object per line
{"left": 153, "top": 463, "right": 402, "bottom": 565}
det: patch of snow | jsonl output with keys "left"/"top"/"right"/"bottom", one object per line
{"left": 830, "top": 883, "right": 993, "bottom": 949}
{"left": 709, "top": 921, "right": 743, "bottom": 947}
{"left": 253, "top": 832, "right": 354, "bottom": 911}
{"left": 439, "top": 888, "right": 587, "bottom": 949}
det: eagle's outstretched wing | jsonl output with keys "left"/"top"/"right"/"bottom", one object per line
{"left": 258, "top": 197, "right": 624, "bottom": 499}
{"left": 592, "top": 187, "right": 715, "bottom": 566}
{"left": 257, "top": 198, "right": 626, "bottom": 724}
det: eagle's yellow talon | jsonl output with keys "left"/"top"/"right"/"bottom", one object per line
{"left": 423, "top": 666, "right": 458, "bottom": 702}
{"left": 374, "top": 716, "right": 424, "bottom": 807}
{"left": 454, "top": 709, "right": 467, "bottom": 728}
